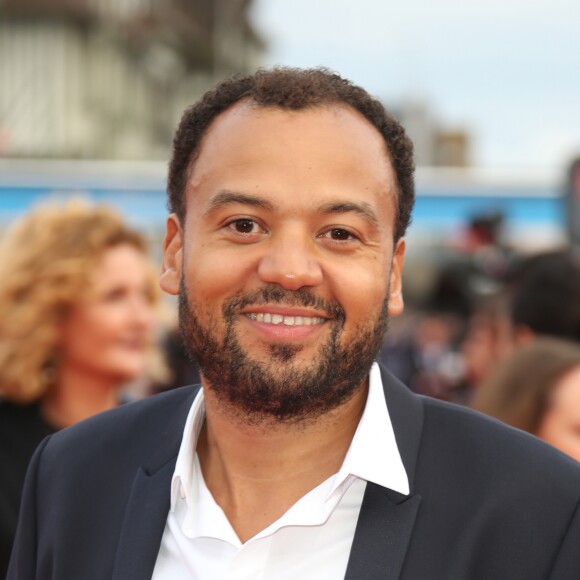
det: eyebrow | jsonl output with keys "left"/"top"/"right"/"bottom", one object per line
{"left": 202, "top": 190, "right": 275, "bottom": 217}
{"left": 318, "top": 201, "right": 380, "bottom": 230}
{"left": 203, "top": 191, "right": 381, "bottom": 230}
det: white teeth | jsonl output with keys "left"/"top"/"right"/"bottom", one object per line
{"left": 245, "top": 313, "right": 325, "bottom": 326}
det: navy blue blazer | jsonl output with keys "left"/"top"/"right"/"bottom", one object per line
{"left": 8, "top": 366, "right": 580, "bottom": 579}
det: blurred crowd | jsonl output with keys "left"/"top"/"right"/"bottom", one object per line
{"left": 380, "top": 212, "right": 580, "bottom": 465}
{"left": 1, "top": 201, "right": 580, "bottom": 576}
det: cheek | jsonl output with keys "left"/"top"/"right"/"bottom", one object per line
{"left": 185, "top": 246, "right": 258, "bottom": 301}
{"left": 62, "top": 308, "right": 121, "bottom": 352}
{"left": 330, "top": 263, "right": 390, "bottom": 312}
{"left": 61, "top": 319, "right": 112, "bottom": 360}
{"left": 344, "top": 258, "right": 390, "bottom": 296}
{"left": 537, "top": 410, "right": 570, "bottom": 449}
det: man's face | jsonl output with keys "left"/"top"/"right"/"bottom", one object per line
{"left": 161, "top": 102, "right": 405, "bottom": 423}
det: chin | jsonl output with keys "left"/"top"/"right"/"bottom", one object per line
{"left": 102, "top": 360, "right": 146, "bottom": 385}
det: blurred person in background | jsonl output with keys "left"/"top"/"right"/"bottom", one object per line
{"left": 461, "top": 246, "right": 580, "bottom": 394}
{"left": 472, "top": 337, "right": 580, "bottom": 462}
{"left": 380, "top": 211, "right": 514, "bottom": 404}
{"left": 505, "top": 247, "right": 580, "bottom": 344}
{"left": 0, "top": 200, "right": 160, "bottom": 577}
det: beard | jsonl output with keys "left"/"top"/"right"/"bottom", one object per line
{"left": 179, "top": 282, "right": 390, "bottom": 424}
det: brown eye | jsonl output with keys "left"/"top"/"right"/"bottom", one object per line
{"left": 329, "top": 228, "right": 352, "bottom": 240}
{"left": 233, "top": 219, "right": 257, "bottom": 233}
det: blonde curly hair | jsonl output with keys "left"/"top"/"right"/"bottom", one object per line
{"left": 0, "top": 199, "right": 160, "bottom": 404}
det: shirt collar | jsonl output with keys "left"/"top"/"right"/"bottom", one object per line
{"left": 170, "top": 362, "right": 409, "bottom": 510}
{"left": 331, "top": 362, "right": 409, "bottom": 496}
{"left": 170, "top": 390, "right": 206, "bottom": 511}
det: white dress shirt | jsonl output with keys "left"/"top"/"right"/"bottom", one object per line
{"left": 152, "top": 363, "right": 408, "bottom": 579}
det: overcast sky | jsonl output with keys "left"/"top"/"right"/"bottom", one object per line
{"left": 251, "top": 0, "right": 580, "bottom": 170}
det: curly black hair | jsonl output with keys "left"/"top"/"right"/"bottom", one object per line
{"left": 168, "top": 67, "right": 415, "bottom": 241}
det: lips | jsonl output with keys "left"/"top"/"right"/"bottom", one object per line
{"left": 244, "top": 312, "right": 326, "bottom": 326}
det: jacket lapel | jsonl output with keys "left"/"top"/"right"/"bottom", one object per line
{"left": 111, "top": 462, "right": 176, "bottom": 580}
{"left": 344, "top": 485, "right": 421, "bottom": 580}
{"left": 345, "top": 366, "right": 425, "bottom": 579}
{"left": 111, "top": 386, "right": 200, "bottom": 580}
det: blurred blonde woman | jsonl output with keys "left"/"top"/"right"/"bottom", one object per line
{"left": 0, "top": 201, "right": 159, "bottom": 575}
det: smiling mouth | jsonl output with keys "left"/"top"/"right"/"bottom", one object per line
{"left": 244, "top": 313, "right": 326, "bottom": 326}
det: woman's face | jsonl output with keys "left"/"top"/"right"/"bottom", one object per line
{"left": 536, "top": 366, "right": 580, "bottom": 463}
{"left": 58, "top": 243, "right": 155, "bottom": 386}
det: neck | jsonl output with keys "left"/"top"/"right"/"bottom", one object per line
{"left": 197, "top": 377, "right": 368, "bottom": 542}
{"left": 41, "top": 365, "right": 122, "bottom": 429}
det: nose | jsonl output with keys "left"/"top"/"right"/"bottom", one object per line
{"left": 257, "top": 230, "right": 323, "bottom": 291}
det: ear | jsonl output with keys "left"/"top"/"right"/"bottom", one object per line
{"left": 388, "top": 238, "right": 406, "bottom": 317}
{"left": 159, "top": 214, "right": 183, "bottom": 296}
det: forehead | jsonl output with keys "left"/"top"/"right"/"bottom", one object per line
{"left": 185, "top": 102, "right": 397, "bottom": 218}
{"left": 89, "top": 244, "right": 145, "bottom": 282}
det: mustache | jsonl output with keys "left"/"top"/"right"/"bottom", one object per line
{"left": 223, "top": 285, "right": 346, "bottom": 322}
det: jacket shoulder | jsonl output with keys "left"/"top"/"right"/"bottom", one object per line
{"left": 41, "top": 385, "right": 200, "bottom": 476}
{"left": 419, "top": 394, "right": 580, "bottom": 495}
